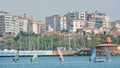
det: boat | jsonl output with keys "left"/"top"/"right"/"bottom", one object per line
{"left": 89, "top": 48, "right": 106, "bottom": 62}
{"left": 13, "top": 50, "right": 19, "bottom": 62}
{"left": 31, "top": 52, "right": 38, "bottom": 63}
{"left": 56, "top": 47, "right": 64, "bottom": 63}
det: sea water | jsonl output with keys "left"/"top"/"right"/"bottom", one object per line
{"left": 0, "top": 56, "right": 120, "bottom": 68}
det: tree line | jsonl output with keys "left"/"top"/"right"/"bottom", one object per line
{"left": 0, "top": 31, "right": 120, "bottom": 50}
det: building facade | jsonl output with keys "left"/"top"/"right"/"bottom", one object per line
{"left": 45, "top": 15, "right": 67, "bottom": 31}
{"left": 13, "top": 14, "right": 33, "bottom": 35}
{"left": 0, "top": 11, "right": 13, "bottom": 37}
{"left": 64, "top": 11, "right": 80, "bottom": 31}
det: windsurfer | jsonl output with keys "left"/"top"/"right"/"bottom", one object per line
{"left": 13, "top": 50, "right": 19, "bottom": 62}
{"left": 59, "top": 57, "right": 64, "bottom": 62}
{"left": 30, "top": 58, "right": 33, "bottom": 63}
{"left": 89, "top": 57, "right": 91, "bottom": 62}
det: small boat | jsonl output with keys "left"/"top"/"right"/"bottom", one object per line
{"left": 31, "top": 52, "right": 38, "bottom": 63}
{"left": 56, "top": 47, "right": 64, "bottom": 63}
{"left": 13, "top": 50, "right": 19, "bottom": 62}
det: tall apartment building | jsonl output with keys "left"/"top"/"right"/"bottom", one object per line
{"left": 45, "top": 15, "right": 67, "bottom": 31}
{"left": 64, "top": 11, "right": 81, "bottom": 31}
{"left": 13, "top": 14, "right": 33, "bottom": 34}
{"left": 0, "top": 11, "right": 13, "bottom": 37}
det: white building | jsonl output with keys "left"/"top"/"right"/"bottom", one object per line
{"left": 80, "top": 11, "right": 88, "bottom": 21}
{"left": 69, "top": 20, "right": 86, "bottom": 32}
{"left": 13, "top": 14, "right": 33, "bottom": 35}
{"left": 45, "top": 15, "right": 67, "bottom": 31}
{"left": 0, "top": 11, "right": 13, "bottom": 36}
{"left": 28, "top": 21, "right": 40, "bottom": 34}
{"left": 64, "top": 11, "right": 81, "bottom": 31}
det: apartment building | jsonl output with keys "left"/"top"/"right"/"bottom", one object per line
{"left": 69, "top": 20, "right": 86, "bottom": 32}
{"left": 28, "top": 21, "right": 40, "bottom": 34}
{"left": 94, "top": 11, "right": 110, "bottom": 28}
{"left": 45, "top": 15, "right": 67, "bottom": 31}
{"left": 64, "top": 11, "right": 80, "bottom": 31}
{"left": 0, "top": 11, "right": 13, "bottom": 37}
{"left": 13, "top": 14, "right": 33, "bottom": 35}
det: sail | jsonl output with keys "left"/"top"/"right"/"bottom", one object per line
{"left": 56, "top": 47, "right": 64, "bottom": 63}
{"left": 90, "top": 48, "right": 96, "bottom": 62}
{"left": 31, "top": 52, "right": 38, "bottom": 63}
{"left": 13, "top": 50, "right": 19, "bottom": 62}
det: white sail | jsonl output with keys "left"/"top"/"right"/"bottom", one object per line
{"left": 13, "top": 50, "right": 19, "bottom": 62}
{"left": 31, "top": 52, "right": 38, "bottom": 63}
{"left": 56, "top": 47, "right": 64, "bottom": 63}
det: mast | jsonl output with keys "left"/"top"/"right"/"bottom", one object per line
{"left": 19, "top": 31, "right": 21, "bottom": 50}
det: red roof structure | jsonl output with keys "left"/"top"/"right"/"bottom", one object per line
{"left": 104, "top": 35, "right": 112, "bottom": 43}
{"left": 95, "top": 35, "right": 120, "bottom": 51}
{"left": 95, "top": 35, "right": 118, "bottom": 47}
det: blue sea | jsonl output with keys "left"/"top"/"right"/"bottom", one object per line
{"left": 0, "top": 56, "right": 120, "bottom": 68}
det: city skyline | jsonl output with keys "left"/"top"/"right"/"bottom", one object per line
{"left": 0, "top": 0, "right": 119, "bottom": 22}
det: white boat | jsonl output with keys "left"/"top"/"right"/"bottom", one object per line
{"left": 56, "top": 47, "right": 64, "bottom": 63}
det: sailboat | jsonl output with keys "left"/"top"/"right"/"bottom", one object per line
{"left": 31, "top": 52, "right": 38, "bottom": 63}
{"left": 56, "top": 47, "right": 64, "bottom": 63}
{"left": 13, "top": 50, "right": 19, "bottom": 62}
{"left": 89, "top": 48, "right": 105, "bottom": 62}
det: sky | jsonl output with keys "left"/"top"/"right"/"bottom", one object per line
{"left": 0, "top": 0, "right": 119, "bottom": 22}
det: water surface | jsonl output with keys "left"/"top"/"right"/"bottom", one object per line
{"left": 0, "top": 56, "right": 120, "bottom": 68}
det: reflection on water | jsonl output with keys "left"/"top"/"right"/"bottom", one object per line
{"left": 0, "top": 56, "right": 120, "bottom": 68}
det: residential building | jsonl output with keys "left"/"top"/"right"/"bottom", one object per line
{"left": 80, "top": 11, "right": 88, "bottom": 21}
{"left": 39, "top": 24, "right": 53, "bottom": 33}
{"left": 94, "top": 11, "right": 110, "bottom": 28}
{"left": 64, "top": 11, "right": 80, "bottom": 31}
{"left": 68, "top": 20, "right": 86, "bottom": 32}
{"left": 28, "top": 21, "right": 41, "bottom": 34}
{"left": 13, "top": 14, "right": 33, "bottom": 34}
{"left": 0, "top": 11, "right": 13, "bottom": 37}
{"left": 45, "top": 15, "right": 67, "bottom": 31}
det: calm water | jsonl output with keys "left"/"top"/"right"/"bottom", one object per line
{"left": 0, "top": 56, "right": 120, "bottom": 68}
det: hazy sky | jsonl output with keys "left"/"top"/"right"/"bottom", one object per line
{"left": 0, "top": 0, "right": 119, "bottom": 22}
